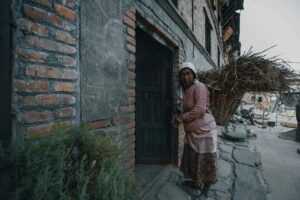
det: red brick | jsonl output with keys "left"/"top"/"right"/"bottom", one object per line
{"left": 125, "top": 10, "right": 136, "bottom": 22}
{"left": 63, "top": 68, "right": 77, "bottom": 79}
{"left": 112, "top": 115, "right": 123, "bottom": 125}
{"left": 54, "top": 82, "right": 76, "bottom": 92}
{"left": 128, "top": 62, "right": 135, "bottom": 71}
{"left": 127, "top": 43, "right": 136, "bottom": 53}
{"left": 16, "top": 48, "right": 48, "bottom": 62}
{"left": 55, "top": 29, "right": 76, "bottom": 45}
{"left": 127, "top": 35, "right": 136, "bottom": 46}
{"left": 19, "top": 18, "right": 48, "bottom": 36}
{"left": 128, "top": 89, "right": 135, "bottom": 97}
{"left": 128, "top": 97, "right": 135, "bottom": 105}
{"left": 27, "top": 123, "right": 55, "bottom": 138}
{"left": 26, "top": 36, "right": 76, "bottom": 54}
{"left": 61, "top": 94, "right": 76, "bottom": 105}
{"left": 90, "top": 119, "right": 111, "bottom": 129}
{"left": 129, "top": 54, "right": 136, "bottom": 63}
{"left": 128, "top": 127, "right": 135, "bottom": 135}
{"left": 19, "top": 110, "right": 52, "bottom": 123}
{"left": 33, "top": 0, "right": 51, "bottom": 7}
{"left": 120, "top": 105, "right": 135, "bottom": 113}
{"left": 24, "top": 94, "right": 61, "bottom": 106}
{"left": 128, "top": 120, "right": 135, "bottom": 129}
{"left": 128, "top": 71, "right": 136, "bottom": 80}
{"left": 56, "top": 55, "right": 77, "bottom": 67}
{"left": 26, "top": 65, "right": 61, "bottom": 79}
{"left": 56, "top": 107, "right": 76, "bottom": 118}
{"left": 128, "top": 134, "right": 135, "bottom": 145}
{"left": 54, "top": 3, "right": 77, "bottom": 21}
{"left": 15, "top": 80, "right": 49, "bottom": 92}
{"left": 24, "top": 4, "right": 64, "bottom": 29}
{"left": 27, "top": 120, "right": 74, "bottom": 138}
{"left": 26, "top": 64, "right": 77, "bottom": 80}
{"left": 127, "top": 26, "right": 135, "bottom": 37}
{"left": 129, "top": 80, "right": 136, "bottom": 89}
{"left": 179, "top": 50, "right": 185, "bottom": 60}
{"left": 123, "top": 14, "right": 135, "bottom": 29}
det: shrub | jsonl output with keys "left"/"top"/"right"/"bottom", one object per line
{"left": 0, "top": 125, "right": 136, "bottom": 200}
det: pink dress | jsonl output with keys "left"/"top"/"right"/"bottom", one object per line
{"left": 180, "top": 82, "right": 217, "bottom": 154}
{"left": 178, "top": 81, "right": 218, "bottom": 186}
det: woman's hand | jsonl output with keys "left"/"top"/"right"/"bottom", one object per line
{"left": 172, "top": 120, "right": 179, "bottom": 129}
{"left": 172, "top": 115, "right": 182, "bottom": 129}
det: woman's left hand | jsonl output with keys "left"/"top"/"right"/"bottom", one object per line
{"left": 172, "top": 115, "right": 182, "bottom": 129}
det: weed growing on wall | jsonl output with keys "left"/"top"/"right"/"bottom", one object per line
{"left": 0, "top": 125, "right": 136, "bottom": 200}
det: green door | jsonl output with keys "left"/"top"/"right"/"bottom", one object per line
{"left": 0, "top": 0, "right": 12, "bottom": 141}
{"left": 136, "top": 50, "right": 172, "bottom": 164}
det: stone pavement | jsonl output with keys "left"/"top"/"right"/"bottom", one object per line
{"left": 137, "top": 126, "right": 268, "bottom": 200}
{"left": 248, "top": 124, "right": 300, "bottom": 200}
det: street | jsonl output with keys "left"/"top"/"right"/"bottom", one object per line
{"left": 249, "top": 124, "right": 300, "bottom": 200}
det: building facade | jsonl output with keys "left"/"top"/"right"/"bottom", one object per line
{"left": 0, "top": 0, "right": 243, "bottom": 169}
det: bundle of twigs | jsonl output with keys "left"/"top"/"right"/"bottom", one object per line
{"left": 198, "top": 48, "right": 296, "bottom": 94}
{"left": 197, "top": 48, "right": 296, "bottom": 125}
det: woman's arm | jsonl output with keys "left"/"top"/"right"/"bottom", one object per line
{"left": 182, "top": 83, "right": 207, "bottom": 122}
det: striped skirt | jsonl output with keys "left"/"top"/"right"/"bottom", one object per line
{"left": 180, "top": 143, "right": 218, "bottom": 187}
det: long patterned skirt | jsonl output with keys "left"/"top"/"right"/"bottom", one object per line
{"left": 180, "top": 143, "right": 218, "bottom": 187}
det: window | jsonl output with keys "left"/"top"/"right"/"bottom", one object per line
{"left": 204, "top": 10, "right": 212, "bottom": 55}
{"left": 257, "top": 96, "right": 263, "bottom": 103}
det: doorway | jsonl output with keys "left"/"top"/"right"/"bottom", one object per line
{"left": 0, "top": 0, "right": 12, "bottom": 141}
{"left": 135, "top": 27, "right": 173, "bottom": 164}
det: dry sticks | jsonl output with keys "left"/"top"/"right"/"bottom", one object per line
{"left": 198, "top": 49, "right": 296, "bottom": 94}
{"left": 198, "top": 49, "right": 296, "bottom": 125}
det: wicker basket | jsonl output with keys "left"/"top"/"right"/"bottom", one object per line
{"left": 211, "top": 90, "right": 244, "bottom": 125}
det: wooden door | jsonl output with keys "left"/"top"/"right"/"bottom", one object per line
{"left": 136, "top": 52, "right": 172, "bottom": 164}
{"left": 0, "top": 0, "right": 12, "bottom": 141}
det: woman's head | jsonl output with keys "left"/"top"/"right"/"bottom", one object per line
{"left": 179, "top": 62, "right": 197, "bottom": 88}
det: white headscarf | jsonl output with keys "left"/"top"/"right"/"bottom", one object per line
{"left": 176, "top": 62, "right": 199, "bottom": 113}
{"left": 179, "top": 62, "right": 198, "bottom": 78}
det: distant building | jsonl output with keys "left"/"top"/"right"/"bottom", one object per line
{"left": 280, "top": 76, "right": 300, "bottom": 107}
{"left": 242, "top": 92, "right": 278, "bottom": 111}
{"left": 0, "top": 0, "right": 243, "bottom": 170}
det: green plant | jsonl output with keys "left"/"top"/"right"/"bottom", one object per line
{"left": 0, "top": 125, "right": 136, "bottom": 200}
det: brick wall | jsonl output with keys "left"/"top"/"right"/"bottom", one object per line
{"left": 11, "top": 0, "right": 80, "bottom": 137}
{"left": 122, "top": 8, "right": 137, "bottom": 171}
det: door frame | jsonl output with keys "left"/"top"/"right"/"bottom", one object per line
{"left": 135, "top": 12, "right": 181, "bottom": 165}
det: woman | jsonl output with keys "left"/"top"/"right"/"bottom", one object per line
{"left": 173, "top": 62, "right": 218, "bottom": 200}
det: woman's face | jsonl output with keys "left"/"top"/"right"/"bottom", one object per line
{"left": 180, "top": 68, "right": 195, "bottom": 88}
